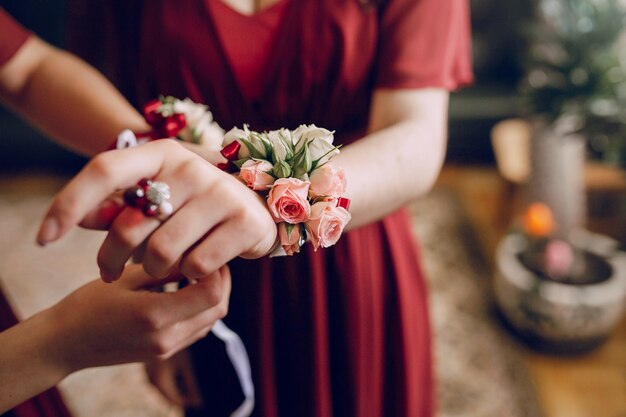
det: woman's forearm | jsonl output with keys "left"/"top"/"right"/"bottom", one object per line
{"left": 0, "top": 36, "right": 148, "bottom": 156}
{"left": 0, "top": 309, "right": 70, "bottom": 413}
{"left": 336, "top": 88, "right": 449, "bottom": 229}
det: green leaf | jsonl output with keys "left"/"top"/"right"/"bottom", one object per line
{"left": 239, "top": 138, "right": 266, "bottom": 159}
{"left": 293, "top": 141, "right": 312, "bottom": 179}
{"left": 273, "top": 160, "right": 292, "bottom": 178}
{"left": 285, "top": 222, "right": 295, "bottom": 237}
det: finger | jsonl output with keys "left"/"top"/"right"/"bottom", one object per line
{"left": 149, "top": 271, "right": 231, "bottom": 360}
{"left": 178, "top": 223, "right": 248, "bottom": 280}
{"left": 149, "top": 266, "right": 231, "bottom": 326}
{"left": 160, "top": 289, "right": 230, "bottom": 359}
{"left": 141, "top": 186, "right": 229, "bottom": 279}
{"left": 165, "top": 269, "right": 231, "bottom": 342}
{"left": 78, "top": 193, "right": 125, "bottom": 230}
{"left": 37, "top": 140, "right": 183, "bottom": 245}
{"left": 97, "top": 158, "right": 214, "bottom": 281}
{"left": 97, "top": 207, "right": 162, "bottom": 282}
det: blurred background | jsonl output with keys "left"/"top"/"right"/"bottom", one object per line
{"left": 1, "top": 1, "right": 625, "bottom": 417}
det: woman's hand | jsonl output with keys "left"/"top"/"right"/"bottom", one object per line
{"left": 37, "top": 140, "right": 277, "bottom": 282}
{"left": 178, "top": 141, "right": 227, "bottom": 167}
{"left": 0, "top": 264, "right": 230, "bottom": 412}
{"left": 52, "top": 264, "right": 231, "bottom": 372}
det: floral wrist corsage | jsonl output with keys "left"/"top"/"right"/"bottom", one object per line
{"left": 113, "top": 96, "right": 351, "bottom": 256}
{"left": 219, "top": 124, "right": 352, "bottom": 256}
{"left": 112, "top": 96, "right": 225, "bottom": 150}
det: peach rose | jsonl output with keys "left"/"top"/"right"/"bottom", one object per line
{"left": 277, "top": 222, "right": 303, "bottom": 256}
{"left": 239, "top": 159, "right": 275, "bottom": 191}
{"left": 305, "top": 201, "right": 351, "bottom": 250}
{"left": 308, "top": 164, "right": 347, "bottom": 199}
{"left": 267, "top": 178, "right": 311, "bottom": 224}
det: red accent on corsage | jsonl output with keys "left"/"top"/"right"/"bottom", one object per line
{"left": 144, "top": 101, "right": 187, "bottom": 139}
{"left": 218, "top": 141, "right": 242, "bottom": 171}
{"left": 337, "top": 197, "right": 351, "bottom": 211}
{"left": 142, "top": 99, "right": 163, "bottom": 126}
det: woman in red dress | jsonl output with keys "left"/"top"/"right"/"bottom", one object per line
{"left": 51, "top": 0, "right": 473, "bottom": 415}
{"left": 107, "top": 1, "right": 474, "bottom": 416}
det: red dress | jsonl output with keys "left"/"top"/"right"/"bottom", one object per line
{"left": 0, "top": 9, "right": 73, "bottom": 417}
{"left": 91, "top": 0, "right": 473, "bottom": 416}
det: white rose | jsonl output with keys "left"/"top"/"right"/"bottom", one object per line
{"left": 223, "top": 126, "right": 267, "bottom": 159}
{"left": 223, "top": 125, "right": 251, "bottom": 145}
{"left": 174, "top": 98, "right": 208, "bottom": 128}
{"left": 309, "top": 137, "right": 339, "bottom": 167}
{"left": 292, "top": 124, "right": 334, "bottom": 153}
{"left": 266, "top": 128, "right": 293, "bottom": 162}
{"left": 223, "top": 125, "right": 251, "bottom": 158}
{"left": 246, "top": 132, "right": 270, "bottom": 159}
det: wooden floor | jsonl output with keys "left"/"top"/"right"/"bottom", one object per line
{"left": 437, "top": 164, "right": 626, "bottom": 417}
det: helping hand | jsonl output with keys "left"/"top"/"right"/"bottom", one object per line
{"left": 49, "top": 264, "right": 230, "bottom": 373}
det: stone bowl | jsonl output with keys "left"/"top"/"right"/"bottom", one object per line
{"left": 494, "top": 230, "right": 626, "bottom": 353}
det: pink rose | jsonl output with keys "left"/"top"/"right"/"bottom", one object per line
{"left": 277, "top": 222, "right": 303, "bottom": 256}
{"left": 308, "top": 164, "right": 347, "bottom": 199}
{"left": 305, "top": 201, "right": 351, "bottom": 250}
{"left": 267, "top": 178, "right": 311, "bottom": 224}
{"left": 239, "top": 159, "right": 275, "bottom": 191}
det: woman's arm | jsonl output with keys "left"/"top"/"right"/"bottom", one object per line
{"left": 36, "top": 90, "right": 448, "bottom": 281}
{"left": 336, "top": 87, "right": 449, "bottom": 229}
{"left": 0, "top": 36, "right": 149, "bottom": 155}
{"left": 0, "top": 264, "right": 230, "bottom": 412}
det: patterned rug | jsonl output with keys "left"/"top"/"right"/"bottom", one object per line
{"left": 0, "top": 176, "right": 542, "bottom": 417}
{"left": 409, "top": 188, "right": 543, "bottom": 417}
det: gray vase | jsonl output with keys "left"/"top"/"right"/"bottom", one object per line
{"left": 526, "top": 121, "right": 586, "bottom": 239}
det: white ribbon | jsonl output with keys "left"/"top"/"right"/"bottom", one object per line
{"left": 116, "top": 129, "right": 138, "bottom": 149}
{"left": 116, "top": 129, "right": 150, "bottom": 149}
{"left": 212, "top": 319, "right": 255, "bottom": 417}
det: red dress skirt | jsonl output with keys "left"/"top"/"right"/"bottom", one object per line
{"left": 76, "top": 0, "right": 474, "bottom": 415}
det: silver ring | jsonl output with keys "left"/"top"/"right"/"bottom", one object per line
{"left": 123, "top": 178, "right": 174, "bottom": 220}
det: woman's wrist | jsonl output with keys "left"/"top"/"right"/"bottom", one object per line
{"left": 29, "top": 307, "right": 78, "bottom": 378}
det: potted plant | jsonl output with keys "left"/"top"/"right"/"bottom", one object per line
{"left": 493, "top": 0, "right": 626, "bottom": 353}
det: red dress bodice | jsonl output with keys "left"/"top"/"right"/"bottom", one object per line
{"left": 136, "top": 0, "right": 472, "bottom": 140}
{"left": 69, "top": 1, "right": 474, "bottom": 416}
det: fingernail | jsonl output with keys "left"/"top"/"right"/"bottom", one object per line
{"left": 37, "top": 218, "right": 59, "bottom": 246}
{"left": 100, "top": 268, "right": 117, "bottom": 283}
